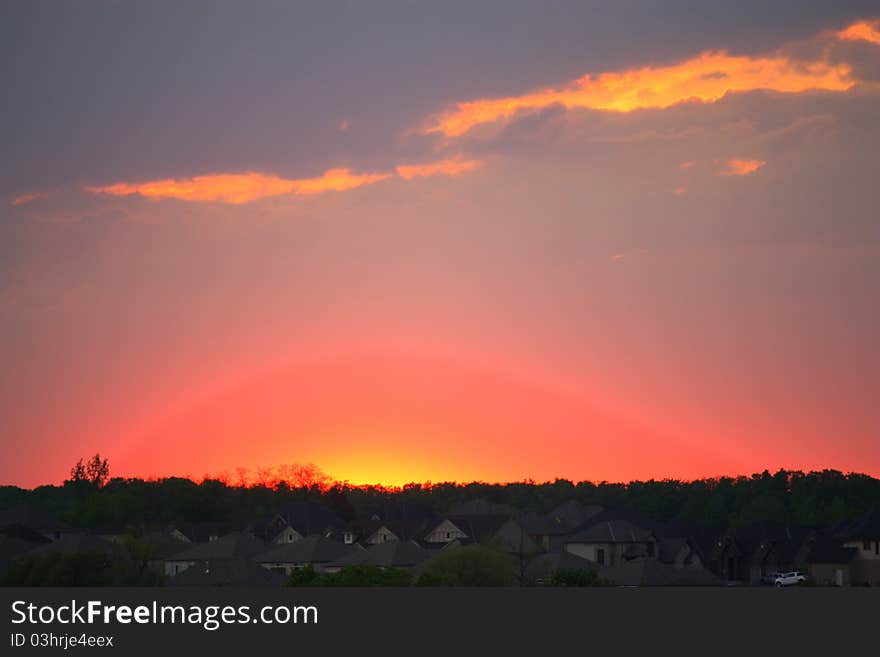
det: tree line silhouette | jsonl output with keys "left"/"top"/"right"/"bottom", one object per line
{"left": 1, "top": 455, "right": 878, "bottom": 531}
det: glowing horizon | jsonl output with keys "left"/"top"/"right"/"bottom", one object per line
{"left": 78, "top": 463, "right": 874, "bottom": 492}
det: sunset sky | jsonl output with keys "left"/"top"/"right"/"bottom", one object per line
{"left": 2, "top": 1, "right": 879, "bottom": 488}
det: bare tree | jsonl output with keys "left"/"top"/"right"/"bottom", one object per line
{"left": 85, "top": 453, "right": 110, "bottom": 487}
{"left": 69, "top": 458, "right": 87, "bottom": 483}
{"left": 235, "top": 466, "right": 251, "bottom": 488}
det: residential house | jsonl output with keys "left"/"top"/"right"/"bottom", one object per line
{"left": 0, "top": 521, "right": 52, "bottom": 546}
{"left": 702, "top": 523, "right": 814, "bottom": 584}
{"left": 166, "top": 521, "right": 242, "bottom": 544}
{"left": 343, "top": 517, "right": 401, "bottom": 546}
{"left": 493, "top": 516, "right": 543, "bottom": 555}
{"left": 423, "top": 514, "right": 541, "bottom": 555}
{"left": 168, "top": 559, "right": 285, "bottom": 587}
{"left": 0, "top": 524, "right": 52, "bottom": 578}
{"left": 656, "top": 536, "right": 707, "bottom": 570}
{"left": 135, "top": 531, "right": 192, "bottom": 576}
{"left": 542, "top": 500, "right": 604, "bottom": 547}
{"left": 162, "top": 531, "right": 267, "bottom": 577}
{"left": 840, "top": 507, "right": 880, "bottom": 585}
{"left": 28, "top": 533, "right": 116, "bottom": 557}
{"left": 341, "top": 514, "right": 437, "bottom": 547}
{"left": 514, "top": 500, "right": 606, "bottom": 551}
{"left": 92, "top": 521, "right": 138, "bottom": 544}
{"left": 564, "top": 519, "right": 657, "bottom": 567}
{"left": 257, "top": 535, "right": 360, "bottom": 575}
{"left": 525, "top": 550, "right": 601, "bottom": 585}
{"left": 804, "top": 537, "right": 858, "bottom": 586}
{"left": 0, "top": 504, "right": 71, "bottom": 542}
{"left": 324, "top": 540, "right": 431, "bottom": 573}
{"left": 251, "top": 514, "right": 303, "bottom": 545}
{"left": 276, "top": 501, "right": 345, "bottom": 538}
{"left": 423, "top": 517, "right": 472, "bottom": 544}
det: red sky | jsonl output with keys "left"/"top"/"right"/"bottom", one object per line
{"left": 2, "top": 6, "right": 879, "bottom": 487}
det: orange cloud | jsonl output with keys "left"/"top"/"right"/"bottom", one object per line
{"left": 290, "top": 168, "right": 392, "bottom": 195}
{"left": 396, "top": 157, "right": 482, "bottom": 180}
{"left": 838, "top": 19, "right": 880, "bottom": 45}
{"left": 720, "top": 158, "right": 766, "bottom": 176}
{"left": 86, "top": 168, "right": 391, "bottom": 204}
{"left": 85, "top": 159, "right": 487, "bottom": 204}
{"left": 424, "top": 50, "right": 854, "bottom": 137}
{"left": 11, "top": 191, "right": 48, "bottom": 206}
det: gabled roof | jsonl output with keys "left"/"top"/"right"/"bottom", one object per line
{"left": 277, "top": 501, "right": 344, "bottom": 536}
{"left": 805, "top": 537, "right": 858, "bottom": 564}
{"left": 30, "top": 534, "right": 115, "bottom": 556}
{"left": 566, "top": 519, "right": 653, "bottom": 544}
{"left": 328, "top": 540, "right": 430, "bottom": 568}
{"left": 573, "top": 507, "right": 666, "bottom": 533}
{"left": 686, "top": 527, "right": 728, "bottom": 561}
{"left": 514, "top": 511, "right": 553, "bottom": 535}
{"left": 136, "top": 532, "right": 192, "bottom": 560}
{"left": 250, "top": 514, "right": 297, "bottom": 543}
{"left": 720, "top": 523, "right": 815, "bottom": 563}
{"left": 384, "top": 518, "right": 433, "bottom": 542}
{"left": 343, "top": 518, "right": 404, "bottom": 544}
{"left": 0, "top": 505, "right": 69, "bottom": 533}
{"left": 843, "top": 507, "right": 880, "bottom": 541}
{"left": 525, "top": 550, "right": 600, "bottom": 581}
{"left": 257, "top": 535, "right": 357, "bottom": 564}
{"left": 545, "top": 501, "right": 604, "bottom": 535}
{"left": 0, "top": 535, "right": 44, "bottom": 566}
{"left": 658, "top": 536, "right": 687, "bottom": 563}
{"left": 424, "top": 537, "right": 475, "bottom": 550}
{"left": 437, "top": 515, "right": 511, "bottom": 541}
{"left": 657, "top": 536, "right": 704, "bottom": 566}
{"left": 730, "top": 522, "right": 812, "bottom": 544}
{"left": 167, "top": 521, "right": 242, "bottom": 543}
{"left": 168, "top": 558, "right": 285, "bottom": 587}
{"left": 0, "top": 523, "right": 53, "bottom": 544}
{"left": 164, "top": 531, "right": 266, "bottom": 561}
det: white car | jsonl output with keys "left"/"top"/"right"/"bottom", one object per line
{"left": 773, "top": 571, "right": 806, "bottom": 587}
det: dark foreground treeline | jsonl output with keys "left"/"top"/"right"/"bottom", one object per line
{"left": 2, "top": 468, "right": 879, "bottom": 532}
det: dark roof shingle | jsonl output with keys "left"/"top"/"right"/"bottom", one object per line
{"left": 328, "top": 540, "right": 430, "bottom": 568}
{"left": 257, "top": 536, "right": 356, "bottom": 565}
{"left": 164, "top": 531, "right": 266, "bottom": 561}
{"left": 169, "top": 559, "right": 285, "bottom": 587}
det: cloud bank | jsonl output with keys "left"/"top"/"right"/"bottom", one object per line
{"left": 84, "top": 158, "right": 482, "bottom": 205}
{"left": 421, "top": 19, "right": 880, "bottom": 137}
